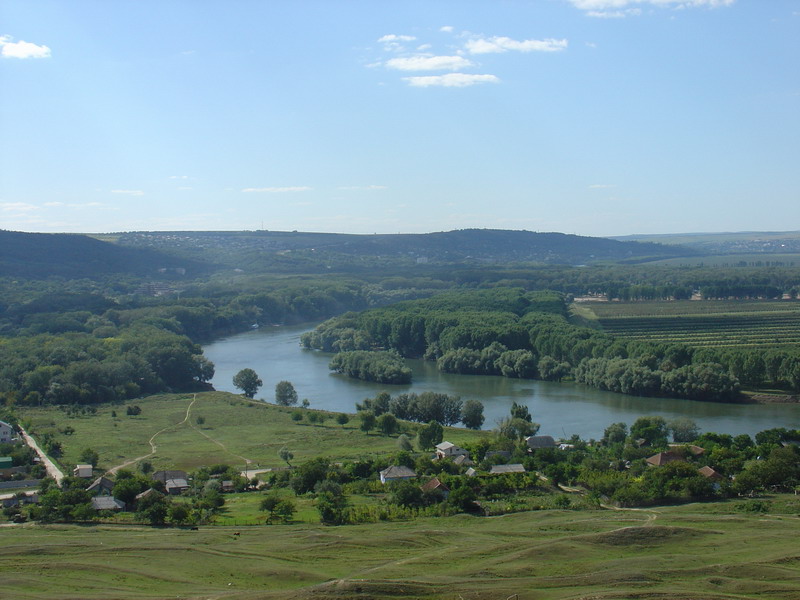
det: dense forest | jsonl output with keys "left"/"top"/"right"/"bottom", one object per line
{"left": 302, "top": 288, "right": 800, "bottom": 399}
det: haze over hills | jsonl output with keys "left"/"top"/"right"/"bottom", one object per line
{"left": 611, "top": 231, "right": 800, "bottom": 255}
{"left": 0, "top": 228, "right": 704, "bottom": 279}
{"left": 107, "top": 228, "right": 696, "bottom": 272}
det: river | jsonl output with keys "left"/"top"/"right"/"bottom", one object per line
{"left": 203, "top": 323, "right": 800, "bottom": 440}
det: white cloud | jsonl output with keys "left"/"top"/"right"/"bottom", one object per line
{"left": 417, "top": 44, "right": 432, "bottom": 51}
{"left": 0, "top": 35, "right": 51, "bottom": 59}
{"left": 440, "top": 26, "right": 454, "bottom": 33}
{"left": 378, "top": 34, "right": 416, "bottom": 43}
{"left": 111, "top": 189, "right": 144, "bottom": 196}
{"left": 403, "top": 73, "right": 500, "bottom": 87}
{"left": 466, "top": 36, "right": 568, "bottom": 54}
{"left": 169, "top": 175, "right": 189, "bottom": 180}
{"left": 0, "top": 202, "right": 39, "bottom": 212}
{"left": 338, "top": 185, "right": 388, "bottom": 191}
{"left": 567, "top": 0, "right": 735, "bottom": 17}
{"left": 386, "top": 55, "right": 474, "bottom": 71}
{"left": 43, "top": 202, "right": 64, "bottom": 207}
{"left": 241, "top": 186, "right": 312, "bottom": 193}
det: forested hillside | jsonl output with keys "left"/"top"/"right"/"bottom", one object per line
{"left": 0, "top": 230, "right": 212, "bottom": 278}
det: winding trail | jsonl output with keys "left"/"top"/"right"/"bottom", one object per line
{"left": 105, "top": 393, "right": 253, "bottom": 475}
{"left": 106, "top": 394, "right": 198, "bottom": 475}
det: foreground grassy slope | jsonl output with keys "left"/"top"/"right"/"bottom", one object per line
{"left": 3, "top": 498, "right": 800, "bottom": 600}
{"left": 19, "top": 392, "right": 485, "bottom": 473}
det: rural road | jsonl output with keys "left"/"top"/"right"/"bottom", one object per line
{"left": 19, "top": 427, "right": 64, "bottom": 485}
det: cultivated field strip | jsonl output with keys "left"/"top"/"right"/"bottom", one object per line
{"left": 586, "top": 300, "right": 800, "bottom": 348}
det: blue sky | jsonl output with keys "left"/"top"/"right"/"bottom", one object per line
{"left": 1, "top": 0, "right": 798, "bottom": 236}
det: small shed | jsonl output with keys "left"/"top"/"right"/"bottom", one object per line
{"left": 73, "top": 464, "right": 93, "bottom": 478}
{"left": 379, "top": 465, "right": 417, "bottom": 484}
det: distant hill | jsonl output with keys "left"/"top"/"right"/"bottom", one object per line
{"left": 110, "top": 228, "right": 696, "bottom": 271}
{"left": 0, "top": 230, "right": 211, "bottom": 279}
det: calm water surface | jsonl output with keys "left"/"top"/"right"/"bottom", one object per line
{"left": 204, "top": 324, "right": 800, "bottom": 440}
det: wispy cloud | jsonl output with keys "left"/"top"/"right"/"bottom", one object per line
{"left": 0, "top": 202, "right": 39, "bottom": 212}
{"left": 440, "top": 26, "right": 454, "bottom": 33}
{"left": 567, "top": 0, "right": 735, "bottom": 18}
{"left": 338, "top": 185, "right": 388, "bottom": 191}
{"left": 378, "top": 34, "right": 416, "bottom": 43}
{"left": 111, "top": 189, "right": 144, "bottom": 196}
{"left": 0, "top": 35, "right": 51, "bottom": 59}
{"left": 466, "top": 36, "right": 568, "bottom": 54}
{"left": 241, "top": 186, "right": 312, "bottom": 193}
{"left": 169, "top": 175, "right": 190, "bottom": 180}
{"left": 403, "top": 73, "right": 500, "bottom": 87}
{"left": 386, "top": 55, "right": 474, "bottom": 71}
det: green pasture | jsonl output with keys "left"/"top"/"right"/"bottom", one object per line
{"left": 581, "top": 300, "right": 800, "bottom": 348}
{"left": 3, "top": 496, "right": 800, "bottom": 600}
{"left": 18, "top": 392, "right": 487, "bottom": 474}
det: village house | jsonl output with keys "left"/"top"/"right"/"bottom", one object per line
{"left": 645, "top": 451, "right": 684, "bottom": 467}
{"left": 435, "top": 441, "right": 469, "bottom": 461}
{"left": 86, "top": 476, "right": 115, "bottom": 496}
{"left": 91, "top": 496, "right": 126, "bottom": 512}
{"left": 420, "top": 477, "right": 450, "bottom": 499}
{"left": 379, "top": 465, "right": 417, "bottom": 484}
{"left": 526, "top": 435, "right": 557, "bottom": 451}
{"left": 165, "top": 477, "right": 190, "bottom": 495}
{"left": 0, "top": 420, "right": 16, "bottom": 444}
{"left": 489, "top": 464, "right": 526, "bottom": 475}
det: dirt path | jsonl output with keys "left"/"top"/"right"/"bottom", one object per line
{"left": 106, "top": 394, "right": 198, "bottom": 475}
{"left": 19, "top": 427, "right": 64, "bottom": 484}
{"left": 600, "top": 503, "right": 659, "bottom": 525}
{"left": 189, "top": 419, "right": 252, "bottom": 467}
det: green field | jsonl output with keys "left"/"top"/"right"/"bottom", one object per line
{"left": 19, "top": 392, "right": 486, "bottom": 475}
{"left": 3, "top": 497, "right": 800, "bottom": 600}
{"left": 580, "top": 300, "right": 800, "bottom": 348}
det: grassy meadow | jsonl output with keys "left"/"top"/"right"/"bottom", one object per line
{"left": 18, "top": 392, "right": 487, "bottom": 474}
{"left": 3, "top": 496, "right": 800, "bottom": 600}
{"left": 579, "top": 300, "right": 800, "bottom": 349}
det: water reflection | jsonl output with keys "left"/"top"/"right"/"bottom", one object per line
{"left": 204, "top": 324, "right": 800, "bottom": 440}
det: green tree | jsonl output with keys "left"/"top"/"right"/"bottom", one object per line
{"left": 275, "top": 380, "right": 298, "bottom": 406}
{"left": 358, "top": 410, "right": 376, "bottom": 434}
{"left": 461, "top": 399, "right": 485, "bottom": 430}
{"left": 603, "top": 422, "right": 628, "bottom": 445}
{"left": 233, "top": 368, "right": 262, "bottom": 398}
{"left": 631, "top": 416, "right": 669, "bottom": 447}
{"left": 336, "top": 413, "right": 350, "bottom": 427}
{"left": 669, "top": 417, "right": 700, "bottom": 443}
{"left": 417, "top": 421, "right": 444, "bottom": 450}
{"left": 278, "top": 447, "right": 294, "bottom": 467}
{"left": 397, "top": 433, "right": 413, "bottom": 452}
{"left": 377, "top": 413, "right": 399, "bottom": 436}
{"left": 79, "top": 447, "right": 99, "bottom": 467}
